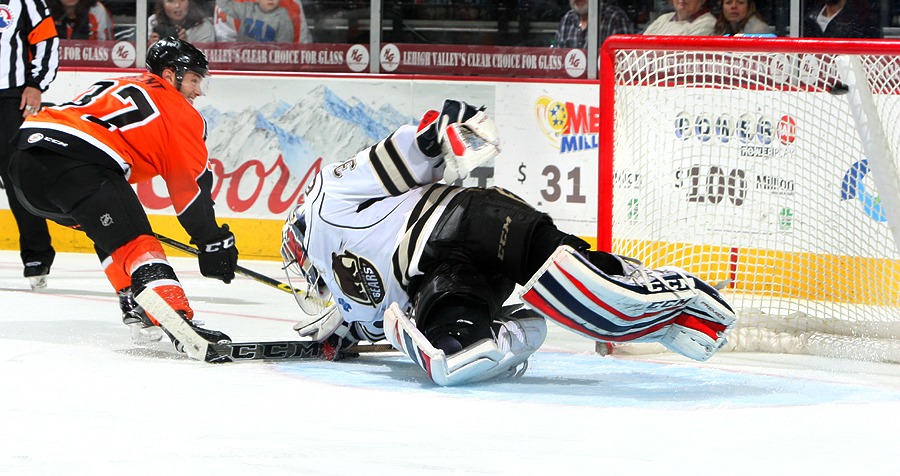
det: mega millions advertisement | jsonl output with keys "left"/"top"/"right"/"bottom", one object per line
{"left": 494, "top": 85, "right": 600, "bottom": 242}
{"left": 0, "top": 71, "right": 599, "bottom": 258}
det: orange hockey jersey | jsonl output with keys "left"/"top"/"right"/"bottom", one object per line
{"left": 17, "top": 72, "right": 220, "bottom": 242}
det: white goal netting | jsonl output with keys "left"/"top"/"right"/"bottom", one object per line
{"left": 600, "top": 36, "right": 900, "bottom": 362}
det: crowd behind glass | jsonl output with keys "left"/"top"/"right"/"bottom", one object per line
{"left": 70, "top": 1, "right": 899, "bottom": 46}
{"left": 54, "top": 0, "right": 900, "bottom": 77}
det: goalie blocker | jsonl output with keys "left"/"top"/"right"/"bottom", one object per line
{"left": 521, "top": 246, "right": 736, "bottom": 361}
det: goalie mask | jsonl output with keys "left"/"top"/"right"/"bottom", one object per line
{"left": 281, "top": 204, "right": 333, "bottom": 315}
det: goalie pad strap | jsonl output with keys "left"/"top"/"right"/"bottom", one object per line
{"left": 659, "top": 316, "right": 729, "bottom": 361}
{"left": 658, "top": 282, "right": 736, "bottom": 360}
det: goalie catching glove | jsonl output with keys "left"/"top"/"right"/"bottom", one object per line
{"left": 415, "top": 99, "right": 501, "bottom": 183}
{"left": 293, "top": 306, "right": 385, "bottom": 360}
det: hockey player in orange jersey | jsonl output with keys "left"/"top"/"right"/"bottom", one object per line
{"left": 6, "top": 37, "right": 237, "bottom": 356}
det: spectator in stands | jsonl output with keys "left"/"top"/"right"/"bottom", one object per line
{"left": 643, "top": 0, "right": 716, "bottom": 35}
{"left": 215, "top": 0, "right": 311, "bottom": 43}
{"left": 803, "top": 0, "right": 882, "bottom": 38}
{"left": 714, "top": 0, "right": 770, "bottom": 35}
{"left": 552, "top": 0, "right": 635, "bottom": 48}
{"left": 148, "top": 0, "right": 216, "bottom": 44}
{"left": 215, "top": 0, "right": 296, "bottom": 43}
{"left": 49, "top": 0, "right": 115, "bottom": 40}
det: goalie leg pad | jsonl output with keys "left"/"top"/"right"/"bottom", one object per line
{"left": 520, "top": 246, "right": 699, "bottom": 343}
{"left": 384, "top": 303, "right": 546, "bottom": 386}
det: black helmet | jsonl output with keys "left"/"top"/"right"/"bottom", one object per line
{"left": 146, "top": 37, "right": 208, "bottom": 86}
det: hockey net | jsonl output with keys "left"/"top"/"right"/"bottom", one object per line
{"left": 599, "top": 36, "right": 900, "bottom": 362}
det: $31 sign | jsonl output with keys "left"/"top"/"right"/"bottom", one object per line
{"left": 517, "top": 163, "right": 587, "bottom": 204}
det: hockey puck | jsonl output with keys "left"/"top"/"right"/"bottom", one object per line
{"left": 829, "top": 83, "right": 849, "bottom": 95}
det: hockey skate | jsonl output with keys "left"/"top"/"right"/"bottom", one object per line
{"left": 24, "top": 262, "right": 49, "bottom": 290}
{"left": 118, "top": 287, "right": 165, "bottom": 344}
{"left": 130, "top": 267, "right": 233, "bottom": 361}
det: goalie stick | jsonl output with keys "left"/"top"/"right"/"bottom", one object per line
{"left": 135, "top": 283, "right": 395, "bottom": 363}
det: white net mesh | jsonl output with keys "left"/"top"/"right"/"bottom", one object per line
{"left": 603, "top": 38, "right": 900, "bottom": 362}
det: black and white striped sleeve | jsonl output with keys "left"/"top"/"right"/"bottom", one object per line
{"left": 366, "top": 124, "right": 443, "bottom": 196}
{"left": 24, "top": 0, "right": 60, "bottom": 91}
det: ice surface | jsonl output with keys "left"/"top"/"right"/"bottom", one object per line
{"left": 2, "top": 251, "right": 899, "bottom": 474}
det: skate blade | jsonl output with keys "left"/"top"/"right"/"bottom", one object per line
{"left": 130, "top": 325, "right": 166, "bottom": 345}
{"left": 28, "top": 275, "right": 48, "bottom": 290}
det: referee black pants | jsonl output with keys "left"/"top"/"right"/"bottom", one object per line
{"left": 0, "top": 94, "right": 54, "bottom": 271}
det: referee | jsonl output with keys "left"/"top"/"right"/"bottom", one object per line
{"left": 0, "top": 0, "right": 60, "bottom": 289}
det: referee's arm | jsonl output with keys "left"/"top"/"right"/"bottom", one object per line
{"left": 24, "top": 2, "right": 60, "bottom": 92}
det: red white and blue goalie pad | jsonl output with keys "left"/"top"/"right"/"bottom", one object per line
{"left": 520, "top": 246, "right": 735, "bottom": 349}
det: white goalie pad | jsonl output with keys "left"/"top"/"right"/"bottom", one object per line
{"left": 441, "top": 110, "right": 501, "bottom": 183}
{"left": 383, "top": 303, "right": 546, "bottom": 386}
{"left": 520, "top": 246, "right": 736, "bottom": 361}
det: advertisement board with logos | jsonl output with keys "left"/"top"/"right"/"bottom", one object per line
{"left": 0, "top": 70, "right": 599, "bottom": 258}
{"left": 612, "top": 86, "right": 893, "bottom": 257}
{"left": 52, "top": 40, "right": 590, "bottom": 78}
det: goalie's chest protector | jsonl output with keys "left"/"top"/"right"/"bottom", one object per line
{"left": 305, "top": 171, "right": 430, "bottom": 325}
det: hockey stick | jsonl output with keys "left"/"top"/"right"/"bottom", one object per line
{"left": 210, "top": 341, "right": 396, "bottom": 362}
{"left": 155, "top": 233, "right": 299, "bottom": 295}
{"left": 135, "top": 288, "right": 396, "bottom": 363}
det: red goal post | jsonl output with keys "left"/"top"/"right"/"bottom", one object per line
{"left": 598, "top": 35, "right": 900, "bottom": 361}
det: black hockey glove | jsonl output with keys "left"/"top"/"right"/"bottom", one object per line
{"left": 198, "top": 224, "right": 238, "bottom": 283}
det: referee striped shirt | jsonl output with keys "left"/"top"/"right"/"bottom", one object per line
{"left": 0, "top": 0, "right": 59, "bottom": 92}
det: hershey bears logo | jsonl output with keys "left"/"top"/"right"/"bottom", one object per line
{"left": 331, "top": 251, "right": 385, "bottom": 306}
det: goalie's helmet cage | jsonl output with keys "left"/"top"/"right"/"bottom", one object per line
{"left": 146, "top": 37, "right": 209, "bottom": 88}
{"left": 281, "top": 204, "right": 332, "bottom": 315}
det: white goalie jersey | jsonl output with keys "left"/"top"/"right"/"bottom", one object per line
{"left": 300, "top": 125, "right": 464, "bottom": 325}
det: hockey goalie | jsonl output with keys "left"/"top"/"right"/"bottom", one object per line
{"left": 280, "top": 99, "right": 736, "bottom": 386}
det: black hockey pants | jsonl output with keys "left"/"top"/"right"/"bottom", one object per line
{"left": 0, "top": 95, "right": 54, "bottom": 269}
{"left": 8, "top": 147, "right": 153, "bottom": 256}
{"left": 411, "top": 186, "right": 588, "bottom": 351}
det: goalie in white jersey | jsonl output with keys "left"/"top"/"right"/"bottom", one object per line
{"left": 281, "top": 99, "right": 737, "bottom": 386}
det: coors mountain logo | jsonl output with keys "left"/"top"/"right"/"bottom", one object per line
{"left": 331, "top": 251, "right": 385, "bottom": 306}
